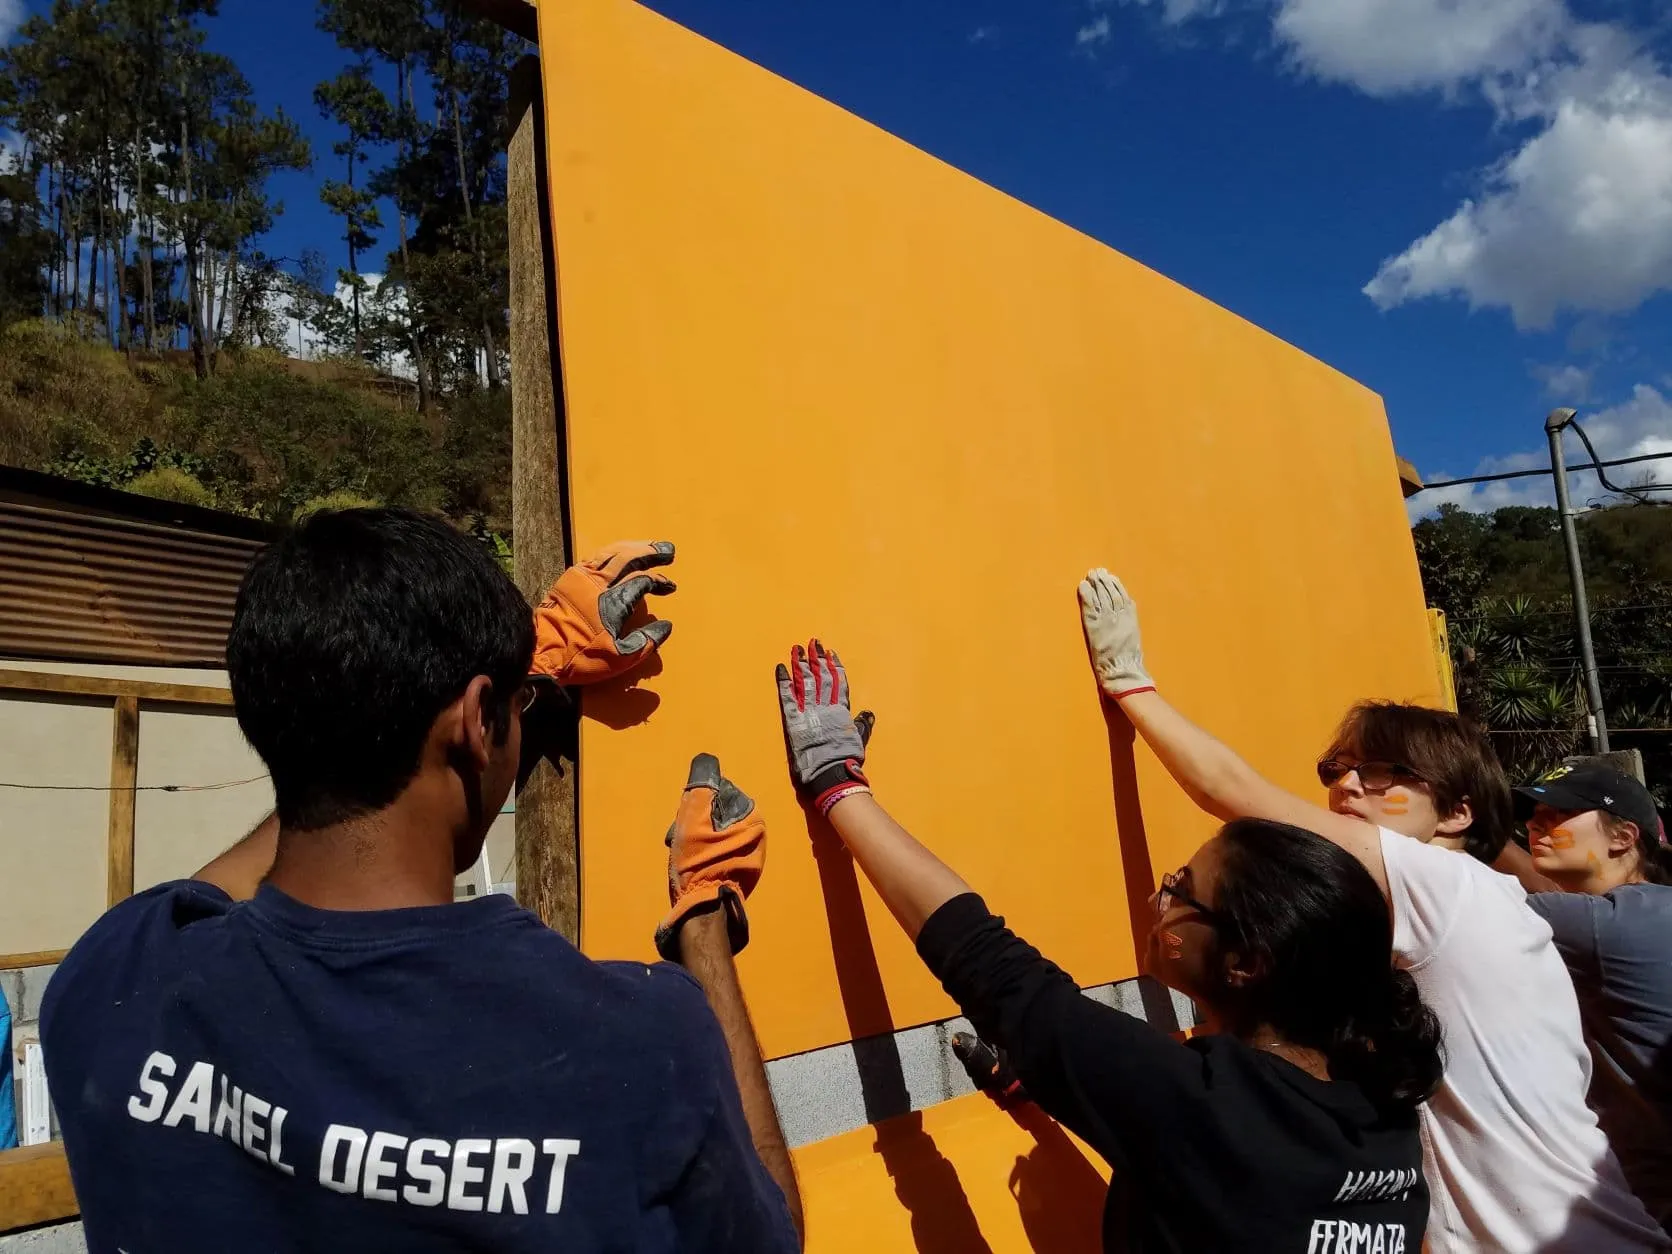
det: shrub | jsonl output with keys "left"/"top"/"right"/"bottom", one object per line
{"left": 126, "top": 467, "right": 216, "bottom": 508}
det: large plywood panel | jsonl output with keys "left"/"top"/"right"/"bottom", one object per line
{"left": 539, "top": 0, "right": 1441, "bottom": 1061}
{"left": 794, "top": 1094, "right": 1109, "bottom": 1253}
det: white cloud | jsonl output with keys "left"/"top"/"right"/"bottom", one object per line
{"left": 1111, "top": 0, "right": 1222, "bottom": 24}
{"left": 1365, "top": 68, "right": 1672, "bottom": 328}
{"left": 0, "top": 0, "right": 23, "bottom": 45}
{"left": 1272, "top": 0, "right": 1567, "bottom": 96}
{"left": 1409, "top": 383, "right": 1672, "bottom": 518}
{"left": 969, "top": 25, "right": 996, "bottom": 44}
{"left": 1084, "top": 0, "right": 1672, "bottom": 328}
{"left": 1077, "top": 15, "right": 1113, "bottom": 46}
{"left": 1535, "top": 362, "right": 1594, "bottom": 402}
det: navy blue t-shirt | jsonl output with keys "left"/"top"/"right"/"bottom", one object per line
{"left": 41, "top": 881, "right": 798, "bottom": 1253}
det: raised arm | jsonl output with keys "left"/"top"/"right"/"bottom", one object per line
{"left": 773, "top": 641, "right": 1206, "bottom": 1168}
{"left": 775, "top": 641, "right": 970, "bottom": 938}
{"left": 1078, "top": 569, "right": 1388, "bottom": 896}
{"left": 1491, "top": 838, "right": 1564, "bottom": 895}
{"left": 193, "top": 811, "right": 279, "bottom": 900}
{"left": 655, "top": 754, "right": 801, "bottom": 1248}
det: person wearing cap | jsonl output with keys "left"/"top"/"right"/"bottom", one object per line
{"left": 1495, "top": 762, "right": 1672, "bottom": 1233}
{"left": 1075, "top": 567, "right": 1671, "bottom": 1253}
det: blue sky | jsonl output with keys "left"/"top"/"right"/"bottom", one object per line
{"left": 8, "top": 0, "right": 1672, "bottom": 514}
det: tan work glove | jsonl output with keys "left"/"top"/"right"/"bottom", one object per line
{"left": 1077, "top": 568, "right": 1155, "bottom": 699}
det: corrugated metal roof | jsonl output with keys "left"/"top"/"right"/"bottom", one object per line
{"left": 0, "top": 495, "right": 266, "bottom": 667}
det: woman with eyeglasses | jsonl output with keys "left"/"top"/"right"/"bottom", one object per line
{"left": 1076, "top": 568, "right": 1670, "bottom": 1253}
{"left": 777, "top": 640, "right": 1443, "bottom": 1253}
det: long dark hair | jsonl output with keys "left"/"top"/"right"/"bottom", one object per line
{"left": 1208, "top": 819, "right": 1444, "bottom": 1115}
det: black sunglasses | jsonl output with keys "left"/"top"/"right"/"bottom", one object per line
{"left": 1316, "top": 759, "right": 1423, "bottom": 792}
{"left": 1157, "top": 868, "right": 1226, "bottom": 925}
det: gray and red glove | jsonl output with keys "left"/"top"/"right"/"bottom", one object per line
{"left": 776, "top": 640, "right": 873, "bottom": 816}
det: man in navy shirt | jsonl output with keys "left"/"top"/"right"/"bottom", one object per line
{"left": 41, "top": 508, "right": 801, "bottom": 1253}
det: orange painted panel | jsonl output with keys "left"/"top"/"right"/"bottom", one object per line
{"left": 793, "top": 1095, "right": 1110, "bottom": 1253}
{"left": 537, "top": 0, "right": 1440, "bottom": 1061}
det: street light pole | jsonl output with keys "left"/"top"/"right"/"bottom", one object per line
{"left": 1545, "top": 407, "right": 1609, "bottom": 753}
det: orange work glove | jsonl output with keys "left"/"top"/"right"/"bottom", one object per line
{"left": 531, "top": 541, "right": 676, "bottom": 686}
{"left": 654, "top": 753, "right": 766, "bottom": 962}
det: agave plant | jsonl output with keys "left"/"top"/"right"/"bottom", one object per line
{"left": 1484, "top": 595, "right": 1555, "bottom": 664}
{"left": 1486, "top": 664, "right": 1572, "bottom": 730}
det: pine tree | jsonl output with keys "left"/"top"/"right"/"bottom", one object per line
{"left": 315, "top": 61, "right": 387, "bottom": 357}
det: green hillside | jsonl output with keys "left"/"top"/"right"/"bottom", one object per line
{"left": 1414, "top": 503, "right": 1672, "bottom": 799}
{"left": 0, "top": 318, "right": 509, "bottom": 539}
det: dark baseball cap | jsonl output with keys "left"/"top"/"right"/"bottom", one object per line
{"left": 1515, "top": 762, "right": 1665, "bottom": 845}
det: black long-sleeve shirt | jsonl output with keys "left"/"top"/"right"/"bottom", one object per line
{"left": 916, "top": 894, "right": 1428, "bottom": 1253}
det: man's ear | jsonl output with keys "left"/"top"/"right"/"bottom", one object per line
{"left": 1435, "top": 796, "right": 1475, "bottom": 837}
{"left": 1607, "top": 818, "right": 1640, "bottom": 856}
{"left": 456, "top": 675, "right": 497, "bottom": 772}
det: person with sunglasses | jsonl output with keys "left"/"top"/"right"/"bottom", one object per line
{"left": 1492, "top": 762, "right": 1672, "bottom": 1232}
{"left": 41, "top": 512, "right": 802, "bottom": 1253}
{"left": 1077, "top": 568, "right": 1669, "bottom": 1253}
{"left": 777, "top": 640, "right": 1442, "bottom": 1252}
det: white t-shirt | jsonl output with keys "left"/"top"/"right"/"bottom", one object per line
{"left": 1379, "top": 829, "right": 1670, "bottom": 1252}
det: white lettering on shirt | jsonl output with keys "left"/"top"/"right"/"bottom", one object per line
{"left": 121, "top": 1056, "right": 581, "bottom": 1219}
{"left": 362, "top": 1131, "right": 407, "bottom": 1203}
{"left": 542, "top": 1139, "right": 582, "bottom": 1214}
{"left": 211, "top": 1075, "right": 241, "bottom": 1140}
{"left": 162, "top": 1061, "right": 214, "bottom": 1132}
{"left": 487, "top": 1138, "right": 536, "bottom": 1215}
{"left": 1307, "top": 1219, "right": 1407, "bottom": 1254}
{"left": 1331, "top": 1168, "right": 1419, "bottom": 1204}
{"left": 403, "top": 1138, "right": 449, "bottom": 1207}
{"left": 320, "top": 1124, "right": 368, "bottom": 1194}
{"left": 126, "top": 1052, "right": 175, "bottom": 1122}
{"left": 129, "top": 1055, "right": 293, "bottom": 1174}
{"left": 241, "top": 1095, "right": 272, "bottom": 1160}
{"left": 269, "top": 1106, "right": 295, "bottom": 1176}
{"left": 448, "top": 1139, "right": 492, "bottom": 1212}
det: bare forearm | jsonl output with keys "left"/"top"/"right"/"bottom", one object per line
{"left": 1117, "top": 690, "right": 1267, "bottom": 821}
{"left": 193, "top": 811, "right": 278, "bottom": 901}
{"left": 826, "top": 793, "right": 973, "bottom": 941}
{"left": 1116, "top": 691, "right": 1389, "bottom": 894}
{"left": 678, "top": 911, "right": 803, "bottom": 1246}
{"left": 1493, "top": 840, "right": 1563, "bottom": 895}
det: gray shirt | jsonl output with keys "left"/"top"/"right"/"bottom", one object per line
{"left": 1529, "top": 884, "right": 1672, "bottom": 1229}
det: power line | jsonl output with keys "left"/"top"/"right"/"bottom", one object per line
{"left": 0, "top": 776, "right": 268, "bottom": 793}
{"left": 1447, "top": 602, "right": 1672, "bottom": 622}
{"left": 1415, "top": 450, "right": 1672, "bottom": 491}
{"left": 1490, "top": 728, "right": 1672, "bottom": 735}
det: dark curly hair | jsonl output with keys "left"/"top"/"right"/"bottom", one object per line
{"left": 1209, "top": 819, "right": 1445, "bottom": 1115}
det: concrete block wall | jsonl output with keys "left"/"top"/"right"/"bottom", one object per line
{"left": 0, "top": 1224, "right": 85, "bottom": 1253}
